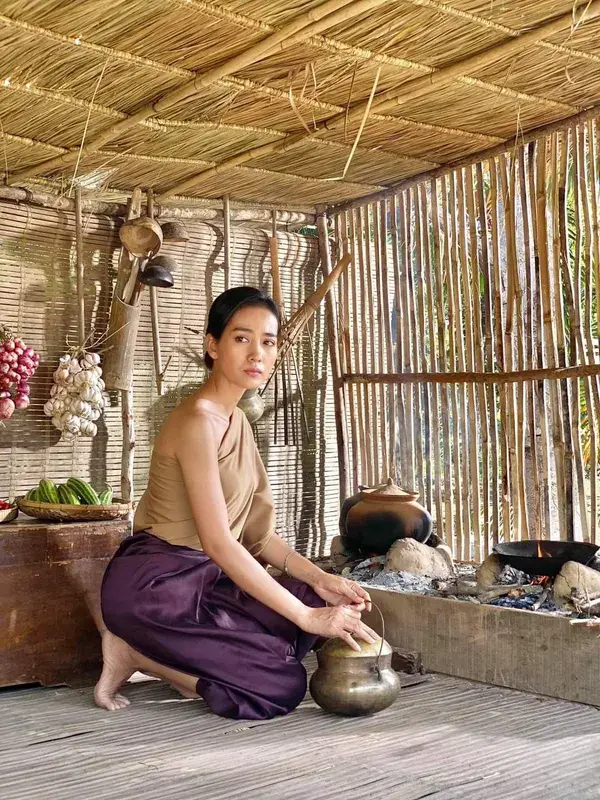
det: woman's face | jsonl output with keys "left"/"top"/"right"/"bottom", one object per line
{"left": 207, "top": 304, "right": 278, "bottom": 389}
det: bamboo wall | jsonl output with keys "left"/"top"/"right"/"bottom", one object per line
{"left": 335, "top": 120, "right": 600, "bottom": 560}
{"left": 0, "top": 200, "right": 339, "bottom": 556}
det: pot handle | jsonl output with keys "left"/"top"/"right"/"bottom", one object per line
{"left": 372, "top": 601, "right": 385, "bottom": 680}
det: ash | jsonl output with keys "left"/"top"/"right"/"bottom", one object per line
{"left": 345, "top": 557, "right": 573, "bottom": 617}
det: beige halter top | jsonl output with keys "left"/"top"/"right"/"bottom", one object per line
{"left": 133, "top": 407, "right": 276, "bottom": 554}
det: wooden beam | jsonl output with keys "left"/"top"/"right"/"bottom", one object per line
{"left": 7, "top": 0, "right": 391, "bottom": 184}
{"left": 343, "top": 363, "right": 600, "bottom": 386}
{"left": 0, "top": 185, "right": 316, "bottom": 224}
{"left": 159, "top": 0, "right": 598, "bottom": 200}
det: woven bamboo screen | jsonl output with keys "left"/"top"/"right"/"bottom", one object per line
{"left": 334, "top": 119, "right": 600, "bottom": 560}
{"left": 0, "top": 200, "right": 338, "bottom": 556}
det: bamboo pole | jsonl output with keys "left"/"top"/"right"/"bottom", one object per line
{"left": 563, "top": 128, "right": 590, "bottom": 542}
{"left": 343, "top": 364, "right": 600, "bottom": 385}
{"left": 518, "top": 146, "right": 541, "bottom": 539}
{"left": 499, "top": 153, "right": 527, "bottom": 540}
{"left": 431, "top": 178, "right": 452, "bottom": 545}
{"left": 373, "top": 202, "right": 389, "bottom": 477}
{"left": 146, "top": 189, "right": 165, "bottom": 396}
{"left": 317, "top": 210, "right": 349, "bottom": 501}
{"left": 356, "top": 206, "right": 375, "bottom": 485}
{"left": 442, "top": 175, "right": 464, "bottom": 558}
{"left": 119, "top": 189, "right": 142, "bottom": 504}
{"left": 475, "top": 161, "right": 498, "bottom": 549}
{"left": 527, "top": 141, "right": 552, "bottom": 539}
{"left": 577, "top": 122, "right": 600, "bottom": 541}
{"left": 338, "top": 211, "right": 359, "bottom": 489}
{"left": 379, "top": 199, "right": 396, "bottom": 480}
{"left": 537, "top": 137, "right": 568, "bottom": 541}
{"left": 465, "top": 166, "right": 486, "bottom": 558}
{"left": 414, "top": 188, "right": 432, "bottom": 514}
{"left": 223, "top": 194, "right": 231, "bottom": 291}
{"left": 420, "top": 184, "right": 443, "bottom": 539}
{"left": 489, "top": 159, "right": 511, "bottom": 542}
{"left": 365, "top": 204, "right": 382, "bottom": 483}
{"left": 456, "top": 169, "right": 479, "bottom": 558}
{"left": 407, "top": 189, "right": 425, "bottom": 502}
{"left": 390, "top": 195, "right": 408, "bottom": 486}
{"left": 349, "top": 208, "right": 368, "bottom": 486}
{"left": 74, "top": 187, "right": 86, "bottom": 347}
{"left": 398, "top": 192, "right": 416, "bottom": 489}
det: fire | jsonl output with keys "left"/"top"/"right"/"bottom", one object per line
{"left": 537, "top": 539, "right": 543, "bottom": 558}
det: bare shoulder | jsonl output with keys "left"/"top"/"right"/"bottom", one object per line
{"left": 155, "top": 399, "right": 228, "bottom": 458}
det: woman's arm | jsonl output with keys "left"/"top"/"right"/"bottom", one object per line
{"left": 176, "top": 413, "right": 377, "bottom": 649}
{"left": 255, "top": 532, "right": 372, "bottom": 611}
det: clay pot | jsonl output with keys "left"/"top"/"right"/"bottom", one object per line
{"left": 343, "top": 478, "right": 432, "bottom": 555}
{"left": 237, "top": 388, "right": 265, "bottom": 423}
{"left": 309, "top": 636, "right": 400, "bottom": 717}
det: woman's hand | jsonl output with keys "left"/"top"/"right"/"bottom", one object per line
{"left": 298, "top": 605, "right": 379, "bottom": 651}
{"left": 311, "top": 572, "right": 372, "bottom": 612}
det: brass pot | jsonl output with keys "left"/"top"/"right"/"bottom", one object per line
{"left": 309, "top": 636, "right": 401, "bottom": 717}
{"left": 344, "top": 478, "right": 432, "bottom": 555}
{"left": 237, "top": 388, "right": 265, "bottom": 423}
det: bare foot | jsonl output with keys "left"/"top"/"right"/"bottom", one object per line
{"left": 94, "top": 631, "right": 136, "bottom": 711}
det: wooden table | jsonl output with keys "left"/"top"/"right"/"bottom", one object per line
{"left": 0, "top": 517, "right": 129, "bottom": 688}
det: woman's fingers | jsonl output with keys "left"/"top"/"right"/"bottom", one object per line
{"left": 340, "top": 631, "right": 361, "bottom": 651}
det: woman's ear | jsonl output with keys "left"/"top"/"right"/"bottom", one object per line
{"left": 205, "top": 333, "right": 218, "bottom": 362}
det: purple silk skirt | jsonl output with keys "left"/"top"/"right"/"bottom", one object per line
{"left": 101, "top": 531, "right": 325, "bottom": 721}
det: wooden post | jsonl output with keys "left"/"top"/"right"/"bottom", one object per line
{"left": 120, "top": 189, "right": 142, "bottom": 504}
{"left": 223, "top": 194, "right": 231, "bottom": 290}
{"left": 146, "top": 189, "right": 165, "bottom": 396}
{"left": 317, "top": 208, "right": 349, "bottom": 502}
{"left": 74, "top": 188, "right": 86, "bottom": 347}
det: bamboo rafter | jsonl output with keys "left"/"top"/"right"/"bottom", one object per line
{"left": 159, "top": 2, "right": 597, "bottom": 199}
{"left": 6, "top": 0, "right": 392, "bottom": 185}
{"left": 344, "top": 365, "right": 600, "bottom": 386}
{"left": 0, "top": 7, "right": 579, "bottom": 115}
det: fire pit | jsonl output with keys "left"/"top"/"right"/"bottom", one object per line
{"left": 494, "top": 541, "right": 599, "bottom": 577}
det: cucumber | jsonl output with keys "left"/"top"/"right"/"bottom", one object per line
{"left": 26, "top": 487, "right": 39, "bottom": 501}
{"left": 98, "top": 487, "right": 114, "bottom": 505}
{"left": 57, "top": 484, "right": 80, "bottom": 505}
{"left": 38, "top": 479, "right": 59, "bottom": 504}
{"left": 66, "top": 477, "right": 100, "bottom": 505}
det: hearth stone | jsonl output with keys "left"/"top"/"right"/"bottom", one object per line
{"left": 329, "top": 535, "right": 354, "bottom": 572}
{"left": 476, "top": 553, "right": 503, "bottom": 587}
{"left": 384, "top": 538, "right": 453, "bottom": 579}
{"left": 554, "top": 561, "right": 600, "bottom": 608}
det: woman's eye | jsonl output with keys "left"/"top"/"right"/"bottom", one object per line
{"left": 235, "top": 336, "right": 248, "bottom": 343}
{"left": 264, "top": 340, "right": 276, "bottom": 347}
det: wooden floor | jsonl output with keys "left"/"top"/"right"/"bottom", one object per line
{"left": 2, "top": 659, "right": 600, "bottom": 800}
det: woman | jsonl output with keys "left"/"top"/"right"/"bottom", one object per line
{"left": 96, "top": 286, "right": 377, "bottom": 721}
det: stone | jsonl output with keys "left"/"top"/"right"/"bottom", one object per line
{"left": 553, "top": 561, "right": 600, "bottom": 608}
{"left": 384, "top": 538, "right": 453, "bottom": 579}
{"left": 477, "top": 553, "right": 503, "bottom": 588}
{"left": 329, "top": 535, "right": 354, "bottom": 572}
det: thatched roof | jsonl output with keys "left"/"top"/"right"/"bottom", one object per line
{"left": 2, "top": 0, "right": 600, "bottom": 210}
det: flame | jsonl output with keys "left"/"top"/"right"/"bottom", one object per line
{"left": 537, "top": 540, "right": 544, "bottom": 558}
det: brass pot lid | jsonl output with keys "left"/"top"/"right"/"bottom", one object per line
{"left": 318, "top": 636, "right": 392, "bottom": 659}
{"left": 359, "top": 478, "right": 419, "bottom": 503}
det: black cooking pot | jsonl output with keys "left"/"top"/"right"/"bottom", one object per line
{"left": 493, "top": 540, "right": 599, "bottom": 577}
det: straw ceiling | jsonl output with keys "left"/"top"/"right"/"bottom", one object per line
{"left": 2, "top": 0, "right": 600, "bottom": 210}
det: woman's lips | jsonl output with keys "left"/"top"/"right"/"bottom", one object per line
{"left": 244, "top": 368, "right": 263, "bottom": 377}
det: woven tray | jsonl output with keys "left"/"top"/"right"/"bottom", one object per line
{"left": 0, "top": 505, "right": 18, "bottom": 523}
{"left": 16, "top": 497, "right": 131, "bottom": 522}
